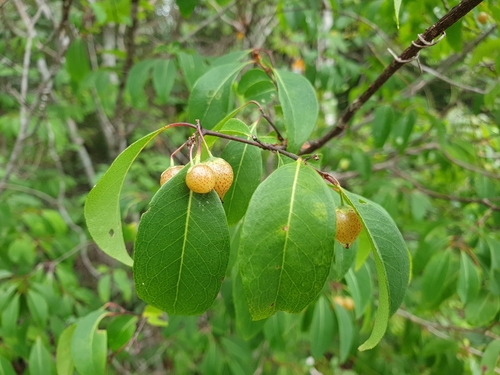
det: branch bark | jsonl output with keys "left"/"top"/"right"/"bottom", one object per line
{"left": 300, "top": 0, "right": 484, "bottom": 155}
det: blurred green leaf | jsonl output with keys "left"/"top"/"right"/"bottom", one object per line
{"left": 177, "top": 51, "right": 207, "bottom": 90}
{"left": 71, "top": 309, "right": 109, "bottom": 375}
{"left": 371, "top": 105, "right": 394, "bottom": 149}
{"left": 153, "top": 59, "right": 176, "bottom": 104}
{"left": 334, "top": 302, "right": 354, "bottom": 363}
{"left": 27, "top": 290, "right": 48, "bottom": 328}
{"left": 126, "top": 60, "right": 156, "bottom": 108}
{"left": 107, "top": 315, "right": 138, "bottom": 351}
{"left": 66, "top": 39, "right": 90, "bottom": 85}
{"left": 457, "top": 252, "right": 480, "bottom": 304}
{"left": 176, "top": 0, "right": 198, "bottom": 18}
{"left": 465, "top": 291, "right": 500, "bottom": 326}
{"left": 29, "top": 337, "right": 55, "bottom": 375}
{"left": 346, "top": 263, "right": 372, "bottom": 319}
{"left": 56, "top": 324, "right": 76, "bottom": 375}
{"left": 0, "top": 356, "right": 16, "bottom": 375}
{"left": 481, "top": 339, "right": 500, "bottom": 375}
{"left": 309, "top": 295, "right": 335, "bottom": 358}
{"left": 142, "top": 305, "right": 168, "bottom": 327}
{"left": 97, "top": 274, "right": 111, "bottom": 303}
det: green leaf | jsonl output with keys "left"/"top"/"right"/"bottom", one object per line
{"left": 66, "top": 39, "right": 90, "bottom": 85}
{"left": 177, "top": 51, "right": 206, "bottom": 90}
{"left": 153, "top": 59, "right": 176, "bottom": 104}
{"left": 371, "top": 105, "right": 394, "bottom": 148}
{"left": 470, "top": 39, "right": 500, "bottom": 66}
{"left": 340, "top": 189, "right": 409, "bottom": 350}
{"left": 56, "top": 324, "right": 76, "bottom": 375}
{"left": 481, "top": 339, "right": 500, "bottom": 375}
{"left": 446, "top": 21, "right": 462, "bottom": 52}
{"left": 394, "top": 0, "right": 402, "bottom": 28}
{"left": 393, "top": 110, "right": 416, "bottom": 152}
{"left": 27, "top": 290, "right": 48, "bottom": 328}
{"left": 71, "top": 309, "right": 109, "bottom": 375}
{"left": 233, "top": 268, "right": 266, "bottom": 340}
{"left": 465, "top": 291, "right": 500, "bottom": 326}
{"left": 7, "top": 235, "right": 35, "bottom": 266}
{"left": 126, "top": 60, "right": 156, "bottom": 108}
{"left": 188, "top": 63, "right": 247, "bottom": 129}
{"left": 330, "top": 240, "right": 357, "bottom": 281}
{"left": 0, "top": 356, "right": 16, "bottom": 375}
{"left": 410, "top": 191, "right": 432, "bottom": 221}
{"left": 133, "top": 167, "right": 230, "bottom": 315}
{"left": 107, "top": 315, "right": 138, "bottom": 351}
{"left": 239, "top": 161, "right": 336, "bottom": 320}
{"left": 142, "top": 305, "right": 168, "bottom": 327}
{"left": 213, "top": 50, "right": 250, "bottom": 66}
{"left": 97, "top": 274, "right": 111, "bottom": 303}
{"left": 345, "top": 263, "right": 372, "bottom": 319}
{"left": 309, "top": 295, "right": 335, "bottom": 358}
{"left": 457, "top": 252, "right": 480, "bottom": 304}
{"left": 273, "top": 69, "right": 319, "bottom": 153}
{"left": 221, "top": 136, "right": 262, "bottom": 226}
{"left": 421, "top": 251, "right": 451, "bottom": 308}
{"left": 113, "top": 268, "right": 132, "bottom": 302}
{"left": 1, "top": 294, "right": 19, "bottom": 337}
{"left": 200, "top": 339, "right": 224, "bottom": 374}
{"left": 29, "top": 337, "right": 55, "bottom": 375}
{"left": 176, "top": 0, "right": 198, "bottom": 18}
{"left": 334, "top": 302, "right": 354, "bottom": 363}
{"left": 85, "top": 128, "right": 166, "bottom": 267}
{"left": 238, "top": 68, "right": 277, "bottom": 105}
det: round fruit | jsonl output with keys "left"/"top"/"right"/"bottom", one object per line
{"left": 185, "top": 164, "right": 216, "bottom": 194}
{"left": 343, "top": 296, "right": 355, "bottom": 311}
{"left": 160, "top": 165, "right": 184, "bottom": 186}
{"left": 478, "top": 11, "right": 488, "bottom": 24}
{"left": 205, "top": 157, "right": 234, "bottom": 200}
{"left": 335, "top": 205, "right": 362, "bottom": 249}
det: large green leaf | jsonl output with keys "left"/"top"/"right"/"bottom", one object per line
{"left": 457, "top": 252, "right": 480, "bottom": 304}
{"left": 71, "top": 309, "right": 109, "bottom": 375}
{"left": 273, "top": 69, "right": 319, "bottom": 153}
{"left": 133, "top": 166, "right": 230, "bottom": 314}
{"left": 239, "top": 161, "right": 336, "bottom": 320}
{"left": 188, "top": 63, "right": 247, "bottom": 129}
{"left": 221, "top": 132, "right": 262, "bottom": 226}
{"left": 29, "top": 337, "right": 55, "bottom": 375}
{"left": 153, "top": 59, "right": 176, "bottom": 104}
{"left": 309, "top": 295, "right": 335, "bottom": 359}
{"left": 340, "top": 189, "right": 409, "bottom": 350}
{"left": 465, "top": 291, "right": 500, "bottom": 326}
{"left": 84, "top": 128, "right": 166, "bottom": 267}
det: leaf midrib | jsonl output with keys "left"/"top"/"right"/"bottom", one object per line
{"left": 274, "top": 161, "right": 301, "bottom": 308}
{"left": 174, "top": 190, "right": 193, "bottom": 311}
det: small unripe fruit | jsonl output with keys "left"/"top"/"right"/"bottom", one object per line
{"left": 335, "top": 205, "right": 362, "bottom": 249}
{"left": 478, "top": 11, "right": 488, "bottom": 24}
{"left": 160, "top": 165, "right": 184, "bottom": 186}
{"left": 343, "top": 296, "right": 355, "bottom": 311}
{"left": 205, "top": 157, "right": 234, "bottom": 200}
{"left": 185, "top": 164, "right": 216, "bottom": 194}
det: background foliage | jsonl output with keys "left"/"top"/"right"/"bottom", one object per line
{"left": 1, "top": 0, "right": 500, "bottom": 374}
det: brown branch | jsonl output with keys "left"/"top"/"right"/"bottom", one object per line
{"left": 300, "top": 0, "right": 484, "bottom": 155}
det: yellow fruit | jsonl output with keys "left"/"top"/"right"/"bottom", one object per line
{"left": 185, "top": 164, "right": 216, "bottom": 194}
{"left": 333, "top": 296, "right": 345, "bottom": 307}
{"left": 160, "top": 165, "right": 184, "bottom": 186}
{"left": 335, "top": 206, "right": 362, "bottom": 249}
{"left": 478, "top": 11, "right": 488, "bottom": 24}
{"left": 343, "top": 296, "right": 355, "bottom": 311}
{"left": 205, "top": 157, "right": 234, "bottom": 200}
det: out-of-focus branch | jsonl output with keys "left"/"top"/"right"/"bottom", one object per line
{"left": 301, "top": 0, "right": 484, "bottom": 155}
{"left": 113, "top": 0, "right": 140, "bottom": 156}
{"left": 65, "top": 119, "right": 96, "bottom": 186}
{"left": 392, "top": 168, "right": 500, "bottom": 210}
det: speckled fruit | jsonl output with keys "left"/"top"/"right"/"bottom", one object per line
{"left": 478, "top": 11, "right": 488, "bottom": 24}
{"left": 185, "top": 164, "right": 216, "bottom": 194}
{"left": 160, "top": 165, "right": 184, "bottom": 186}
{"left": 205, "top": 157, "right": 234, "bottom": 200}
{"left": 335, "top": 205, "right": 362, "bottom": 249}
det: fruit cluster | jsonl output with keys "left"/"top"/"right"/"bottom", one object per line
{"left": 160, "top": 157, "right": 234, "bottom": 200}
